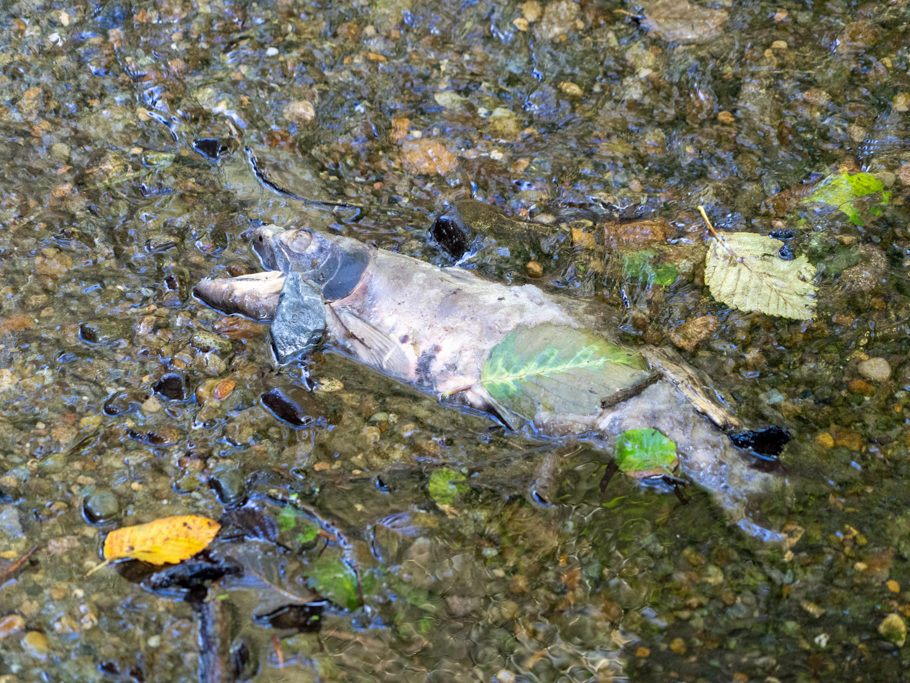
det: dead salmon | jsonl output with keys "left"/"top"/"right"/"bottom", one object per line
{"left": 196, "top": 225, "right": 790, "bottom": 541}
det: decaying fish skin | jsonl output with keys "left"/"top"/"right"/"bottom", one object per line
{"left": 195, "top": 225, "right": 789, "bottom": 541}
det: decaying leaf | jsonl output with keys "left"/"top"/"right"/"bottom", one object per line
{"left": 102, "top": 515, "right": 221, "bottom": 566}
{"left": 614, "top": 428, "right": 678, "bottom": 477}
{"left": 704, "top": 232, "right": 817, "bottom": 319}
{"left": 480, "top": 324, "right": 650, "bottom": 420}
{"left": 639, "top": 0, "right": 727, "bottom": 44}
{"left": 803, "top": 171, "right": 891, "bottom": 226}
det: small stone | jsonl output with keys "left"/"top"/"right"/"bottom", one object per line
{"left": 0, "top": 614, "right": 25, "bottom": 639}
{"left": 815, "top": 432, "right": 834, "bottom": 449}
{"left": 192, "top": 330, "right": 232, "bottom": 354}
{"left": 22, "top": 631, "right": 49, "bottom": 659}
{"left": 635, "top": 646, "right": 650, "bottom": 658}
{"left": 83, "top": 489, "right": 120, "bottom": 525}
{"left": 800, "top": 600, "right": 826, "bottom": 618}
{"left": 669, "top": 316, "right": 718, "bottom": 353}
{"left": 535, "top": 0, "right": 578, "bottom": 41}
{"left": 282, "top": 100, "right": 315, "bottom": 125}
{"left": 887, "top": 579, "right": 901, "bottom": 593}
{"left": 214, "top": 316, "right": 267, "bottom": 340}
{"left": 153, "top": 374, "right": 185, "bottom": 401}
{"left": 857, "top": 357, "right": 891, "bottom": 382}
{"left": 50, "top": 142, "right": 70, "bottom": 162}
{"left": 512, "top": 16, "right": 529, "bottom": 31}
{"left": 669, "top": 637, "right": 686, "bottom": 655}
{"left": 202, "top": 351, "right": 227, "bottom": 376}
{"left": 208, "top": 465, "right": 245, "bottom": 506}
{"left": 521, "top": 0, "right": 542, "bottom": 22}
{"left": 400, "top": 139, "right": 457, "bottom": 176}
{"left": 848, "top": 378, "right": 875, "bottom": 396}
{"left": 571, "top": 226, "right": 597, "bottom": 249}
{"left": 900, "top": 164, "right": 910, "bottom": 187}
{"left": 831, "top": 425, "right": 863, "bottom": 451}
{"left": 0, "top": 506, "right": 23, "bottom": 540}
{"left": 141, "top": 395, "right": 162, "bottom": 413}
{"left": 770, "top": 40, "right": 788, "bottom": 50}
{"left": 559, "top": 81, "right": 583, "bottom": 98}
{"left": 0, "top": 369, "right": 15, "bottom": 393}
{"left": 893, "top": 93, "right": 910, "bottom": 113}
{"left": 878, "top": 613, "right": 906, "bottom": 646}
{"left": 213, "top": 379, "right": 236, "bottom": 400}
{"left": 717, "top": 110, "right": 735, "bottom": 124}
{"left": 525, "top": 261, "right": 543, "bottom": 277}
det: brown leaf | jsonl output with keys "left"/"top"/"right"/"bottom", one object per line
{"left": 603, "top": 218, "right": 671, "bottom": 247}
{"left": 640, "top": 0, "right": 727, "bottom": 43}
{"left": 669, "top": 315, "right": 718, "bottom": 352}
{"left": 213, "top": 315, "right": 267, "bottom": 340}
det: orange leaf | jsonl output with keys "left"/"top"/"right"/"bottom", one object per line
{"left": 102, "top": 515, "right": 220, "bottom": 565}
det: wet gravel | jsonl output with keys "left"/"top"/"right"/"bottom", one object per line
{"left": 0, "top": 0, "right": 908, "bottom": 681}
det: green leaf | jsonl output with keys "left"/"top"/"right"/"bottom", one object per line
{"left": 306, "top": 555, "right": 360, "bottom": 610}
{"left": 480, "top": 324, "right": 650, "bottom": 420}
{"left": 804, "top": 172, "right": 890, "bottom": 226}
{"left": 704, "top": 232, "right": 817, "bottom": 319}
{"left": 276, "top": 505, "right": 298, "bottom": 533}
{"left": 614, "top": 428, "right": 677, "bottom": 474}
{"left": 428, "top": 467, "right": 468, "bottom": 506}
{"left": 623, "top": 250, "right": 678, "bottom": 286}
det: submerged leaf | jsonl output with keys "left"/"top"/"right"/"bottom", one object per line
{"left": 615, "top": 428, "right": 677, "bottom": 476}
{"left": 640, "top": 0, "right": 727, "bottom": 43}
{"left": 704, "top": 232, "right": 817, "bottom": 319}
{"left": 102, "top": 515, "right": 221, "bottom": 566}
{"left": 623, "top": 250, "right": 678, "bottom": 286}
{"left": 804, "top": 172, "right": 891, "bottom": 226}
{"left": 305, "top": 555, "right": 360, "bottom": 610}
{"left": 428, "top": 468, "right": 468, "bottom": 506}
{"left": 480, "top": 324, "right": 650, "bottom": 420}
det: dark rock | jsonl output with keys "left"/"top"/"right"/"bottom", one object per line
{"left": 153, "top": 374, "right": 185, "bottom": 401}
{"left": 82, "top": 489, "right": 120, "bottom": 525}
{"left": 253, "top": 602, "right": 325, "bottom": 632}
{"left": 209, "top": 465, "right": 245, "bottom": 507}
{"left": 261, "top": 387, "right": 325, "bottom": 427}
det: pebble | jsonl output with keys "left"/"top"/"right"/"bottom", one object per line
{"left": 0, "top": 615, "right": 24, "bottom": 639}
{"left": 0, "top": 506, "right": 23, "bottom": 540}
{"left": 22, "top": 631, "right": 49, "bottom": 659}
{"left": 857, "top": 357, "right": 890, "bottom": 382}
{"left": 153, "top": 373, "right": 185, "bottom": 401}
{"left": 82, "top": 489, "right": 120, "bottom": 525}
{"left": 878, "top": 613, "right": 906, "bottom": 646}
{"left": 400, "top": 139, "right": 457, "bottom": 176}
{"left": 525, "top": 261, "right": 543, "bottom": 277}
{"left": 282, "top": 99, "right": 315, "bottom": 125}
{"left": 208, "top": 465, "right": 245, "bottom": 506}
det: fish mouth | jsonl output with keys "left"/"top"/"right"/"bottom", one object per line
{"left": 193, "top": 270, "right": 285, "bottom": 321}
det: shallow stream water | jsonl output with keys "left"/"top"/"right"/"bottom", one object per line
{"left": 0, "top": 0, "right": 908, "bottom": 680}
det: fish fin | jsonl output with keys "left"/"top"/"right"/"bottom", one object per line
{"left": 271, "top": 272, "right": 326, "bottom": 364}
{"left": 332, "top": 308, "right": 411, "bottom": 377}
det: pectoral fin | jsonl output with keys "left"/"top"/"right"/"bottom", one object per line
{"left": 333, "top": 308, "right": 412, "bottom": 377}
{"left": 271, "top": 272, "right": 326, "bottom": 364}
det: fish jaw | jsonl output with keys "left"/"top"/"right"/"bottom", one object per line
{"left": 193, "top": 270, "right": 285, "bottom": 321}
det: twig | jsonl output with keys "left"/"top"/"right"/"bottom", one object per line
{"left": 697, "top": 205, "right": 740, "bottom": 262}
{"left": 0, "top": 545, "right": 39, "bottom": 585}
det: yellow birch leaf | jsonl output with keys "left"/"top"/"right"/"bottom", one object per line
{"left": 704, "top": 232, "right": 817, "bottom": 320}
{"left": 102, "top": 515, "right": 221, "bottom": 565}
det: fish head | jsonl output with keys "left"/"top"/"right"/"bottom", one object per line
{"left": 248, "top": 224, "right": 370, "bottom": 301}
